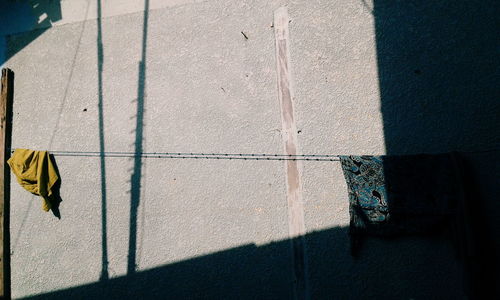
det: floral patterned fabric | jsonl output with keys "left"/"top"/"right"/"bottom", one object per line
{"left": 340, "top": 153, "right": 463, "bottom": 255}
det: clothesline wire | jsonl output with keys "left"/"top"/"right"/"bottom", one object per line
{"left": 48, "top": 154, "right": 340, "bottom": 161}
{"left": 7, "top": 148, "right": 499, "bottom": 161}
{"left": 8, "top": 149, "right": 342, "bottom": 161}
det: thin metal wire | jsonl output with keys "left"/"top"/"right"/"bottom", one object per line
{"left": 8, "top": 149, "right": 341, "bottom": 161}
{"left": 31, "top": 150, "right": 341, "bottom": 157}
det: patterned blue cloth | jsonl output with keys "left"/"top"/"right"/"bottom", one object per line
{"left": 340, "top": 153, "right": 463, "bottom": 255}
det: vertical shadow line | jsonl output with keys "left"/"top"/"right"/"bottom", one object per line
{"left": 127, "top": 0, "right": 149, "bottom": 275}
{"left": 97, "top": 0, "right": 108, "bottom": 281}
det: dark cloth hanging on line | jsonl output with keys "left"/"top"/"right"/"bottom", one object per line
{"left": 340, "top": 151, "right": 500, "bottom": 299}
{"left": 8, "top": 148, "right": 62, "bottom": 214}
{"left": 339, "top": 153, "right": 466, "bottom": 256}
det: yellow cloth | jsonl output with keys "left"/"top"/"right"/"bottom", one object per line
{"left": 7, "top": 149, "right": 59, "bottom": 212}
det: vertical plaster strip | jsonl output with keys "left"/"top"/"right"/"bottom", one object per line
{"left": 274, "top": 7, "right": 309, "bottom": 300}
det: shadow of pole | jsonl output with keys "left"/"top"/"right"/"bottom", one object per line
{"left": 128, "top": 0, "right": 149, "bottom": 275}
{"left": 96, "top": 0, "right": 109, "bottom": 281}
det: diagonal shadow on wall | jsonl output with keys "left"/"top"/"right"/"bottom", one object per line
{"left": 0, "top": 0, "right": 62, "bottom": 66}
{"left": 19, "top": 225, "right": 469, "bottom": 300}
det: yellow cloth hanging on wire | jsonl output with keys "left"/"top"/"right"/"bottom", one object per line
{"left": 7, "top": 149, "right": 60, "bottom": 212}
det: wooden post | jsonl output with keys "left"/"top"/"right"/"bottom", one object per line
{"left": 0, "top": 68, "right": 13, "bottom": 300}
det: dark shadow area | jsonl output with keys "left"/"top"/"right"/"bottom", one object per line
{"left": 373, "top": 1, "right": 500, "bottom": 298}
{"left": 452, "top": 150, "right": 500, "bottom": 298}
{"left": 128, "top": 0, "right": 149, "bottom": 275}
{"left": 20, "top": 225, "right": 468, "bottom": 300}
{"left": 48, "top": 154, "right": 63, "bottom": 219}
{"left": 96, "top": 0, "right": 109, "bottom": 282}
{"left": 374, "top": 1, "right": 499, "bottom": 154}
{"left": 0, "top": 0, "right": 62, "bottom": 65}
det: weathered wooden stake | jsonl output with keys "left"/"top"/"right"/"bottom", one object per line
{"left": 0, "top": 68, "right": 14, "bottom": 300}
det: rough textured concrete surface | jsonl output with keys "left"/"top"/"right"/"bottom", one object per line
{"left": 1, "top": 0, "right": 498, "bottom": 299}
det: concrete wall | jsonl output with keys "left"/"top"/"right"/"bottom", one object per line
{"left": 1, "top": 0, "right": 497, "bottom": 299}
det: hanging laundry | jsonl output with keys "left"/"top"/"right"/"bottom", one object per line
{"left": 339, "top": 153, "right": 464, "bottom": 256}
{"left": 8, "top": 148, "right": 61, "bottom": 212}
